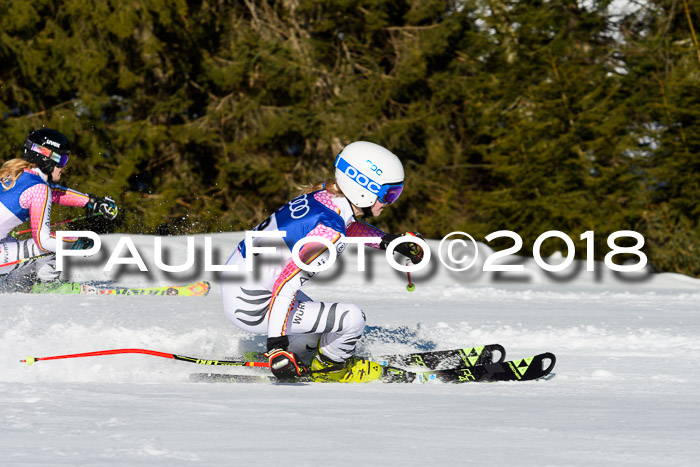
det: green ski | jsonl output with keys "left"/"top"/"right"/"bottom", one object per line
{"left": 30, "top": 280, "right": 211, "bottom": 296}
{"left": 190, "top": 351, "right": 556, "bottom": 384}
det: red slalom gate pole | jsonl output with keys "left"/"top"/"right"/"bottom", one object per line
{"left": 20, "top": 348, "right": 270, "bottom": 368}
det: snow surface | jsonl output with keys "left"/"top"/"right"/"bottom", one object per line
{"left": 2, "top": 233, "right": 700, "bottom": 466}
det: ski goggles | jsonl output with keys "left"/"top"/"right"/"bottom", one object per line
{"left": 24, "top": 139, "right": 70, "bottom": 168}
{"left": 335, "top": 155, "right": 404, "bottom": 204}
{"left": 376, "top": 181, "right": 404, "bottom": 205}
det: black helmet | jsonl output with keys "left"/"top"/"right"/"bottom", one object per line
{"left": 23, "top": 128, "right": 71, "bottom": 179}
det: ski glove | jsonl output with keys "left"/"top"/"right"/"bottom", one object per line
{"left": 380, "top": 231, "right": 425, "bottom": 264}
{"left": 265, "top": 349, "right": 308, "bottom": 381}
{"left": 71, "top": 237, "right": 95, "bottom": 250}
{"left": 87, "top": 194, "right": 119, "bottom": 221}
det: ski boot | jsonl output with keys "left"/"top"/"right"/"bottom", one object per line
{"left": 309, "top": 352, "right": 383, "bottom": 383}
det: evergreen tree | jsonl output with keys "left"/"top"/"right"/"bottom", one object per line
{"left": 467, "top": 1, "right": 647, "bottom": 259}
{"left": 619, "top": 0, "right": 700, "bottom": 275}
{"left": 0, "top": 0, "right": 697, "bottom": 276}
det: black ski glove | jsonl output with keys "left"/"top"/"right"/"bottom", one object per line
{"left": 86, "top": 194, "right": 118, "bottom": 221}
{"left": 265, "top": 336, "right": 308, "bottom": 380}
{"left": 380, "top": 231, "right": 425, "bottom": 264}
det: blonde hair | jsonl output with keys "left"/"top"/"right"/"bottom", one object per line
{"left": 297, "top": 178, "right": 344, "bottom": 197}
{"left": 0, "top": 159, "right": 35, "bottom": 191}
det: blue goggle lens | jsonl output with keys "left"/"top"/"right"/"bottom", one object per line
{"left": 378, "top": 183, "right": 404, "bottom": 205}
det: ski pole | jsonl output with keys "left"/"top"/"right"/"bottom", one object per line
{"left": 22, "top": 348, "right": 365, "bottom": 380}
{"left": 20, "top": 348, "right": 270, "bottom": 368}
{"left": 0, "top": 236, "right": 96, "bottom": 268}
{"left": 406, "top": 259, "right": 415, "bottom": 292}
{"left": 0, "top": 252, "right": 53, "bottom": 269}
{"left": 10, "top": 212, "right": 102, "bottom": 238}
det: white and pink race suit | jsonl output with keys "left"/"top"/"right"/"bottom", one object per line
{"left": 0, "top": 168, "right": 89, "bottom": 282}
{"left": 221, "top": 189, "right": 385, "bottom": 362}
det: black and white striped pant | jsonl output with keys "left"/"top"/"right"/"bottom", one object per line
{"left": 222, "top": 283, "right": 366, "bottom": 363}
{"left": 0, "top": 237, "right": 57, "bottom": 281}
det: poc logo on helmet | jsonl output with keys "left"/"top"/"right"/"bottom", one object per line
{"left": 366, "top": 160, "right": 382, "bottom": 176}
{"left": 341, "top": 163, "right": 381, "bottom": 194}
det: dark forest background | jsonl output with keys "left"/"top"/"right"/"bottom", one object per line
{"left": 1, "top": 0, "right": 698, "bottom": 276}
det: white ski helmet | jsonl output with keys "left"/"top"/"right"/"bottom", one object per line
{"left": 334, "top": 141, "right": 404, "bottom": 208}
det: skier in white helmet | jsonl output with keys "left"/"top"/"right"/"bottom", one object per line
{"left": 221, "top": 141, "right": 424, "bottom": 382}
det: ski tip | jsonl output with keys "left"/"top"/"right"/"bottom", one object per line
{"left": 541, "top": 352, "right": 556, "bottom": 374}
{"left": 489, "top": 344, "right": 507, "bottom": 363}
{"left": 522, "top": 352, "right": 556, "bottom": 380}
